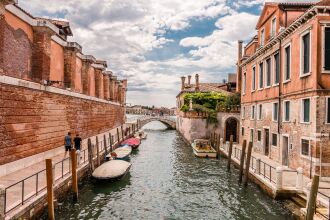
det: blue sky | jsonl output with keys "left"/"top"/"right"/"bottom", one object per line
{"left": 20, "top": 0, "right": 319, "bottom": 107}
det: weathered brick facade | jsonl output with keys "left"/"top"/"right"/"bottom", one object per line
{"left": 0, "top": 4, "right": 127, "bottom": 166}
{"left": 237, "top": 1, "right": 330, "bottom": 177}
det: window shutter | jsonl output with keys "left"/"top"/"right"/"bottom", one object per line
{"left": 304, "top": 99, "right": 310, "bottom": 122}
{"left": 327, "top": 98, "right": 330, "bottom": 123}
{"left": 325, "top": 28, "right": 330, "bottom": 71}
{"left": 285, "top": 46, "right": 290, "bottom": 79}
{"left": 303, "top": 33, "right": 310, "bottom": 74}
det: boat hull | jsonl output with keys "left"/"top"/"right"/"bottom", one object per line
{"left": 191, "top": 142, "right": 216, "bottom": 158}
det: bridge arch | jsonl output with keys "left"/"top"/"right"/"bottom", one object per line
{"left": 138, "top": 117, "right": 176, "bottom": 129}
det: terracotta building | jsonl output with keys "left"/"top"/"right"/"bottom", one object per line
{"left": 0, "top": 2, "right": 127, "bottom": 175}
{"left": 237, "top": 1, "right": 330, "bottom": 178}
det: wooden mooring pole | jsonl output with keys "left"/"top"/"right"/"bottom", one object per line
{"left": 243, "top": 141, "right": 253, "bottom": 186}
{"left": 305, "top": 175, "right": 320, "bottom": 220}
{"left": 216, "top": 134, "right": 221, "bottom": 159}
{"left": 227, "top": 135, "right": 234, "bottom": 171}
{"left": 117, "top": 128, "right": 120, "bottom": 145}
{"left": 46, "top": 159, "right": 55, "bottom": 220}
{"left": 96, "top": 136, "right": 100, "bottom": 167}
{"left": 104, "top": 135, "right": 107, "bottom": 156}
{"left": 70, "top": 149, "right": 78, "bottom": 200}
{"left": 109, "top": 134, "right": 113, "bottom": 152}
{"left": 87, "top": 138, "right": 94, "bottom": 172}
{"left": 238, "top": 140, "right": 247, "bottom": 183}
{"left": 121, "top": 125, "right": 124, "bottom": 141}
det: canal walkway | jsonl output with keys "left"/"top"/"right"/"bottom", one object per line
{"left": 0, "top": 123, "right": 134, "bottom": 219}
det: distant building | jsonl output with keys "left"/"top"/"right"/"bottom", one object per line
{"left": 237, "top": 1, "right": 330, "bottom": 177}
{"left": 176, "top": 73, "right": 240, "bottom": 143}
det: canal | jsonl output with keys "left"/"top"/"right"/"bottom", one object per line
{"left": 53, "top": 122, "right": 294, "bottom": 220}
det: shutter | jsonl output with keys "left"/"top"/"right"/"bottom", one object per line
{"left": 327, "top": 98, "right": 330, "bottom": 123}
{"left": 275, "top": 53, "right": 280, "bottom": 83}
{"left": 286, "top": 46, "right": 290, "bottom": 79}
{"left": 304, "top": 99, "right": 310, "bottom": 122}
{"left": 303, "top": 33, "right": 310, "bottom": 74}
{"left": 325, "top": 28, "right": 330, "bottom": 71}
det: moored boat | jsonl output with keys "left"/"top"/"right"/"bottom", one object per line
{"left": 191, "top": 139, "right": 216, "bottom": 158}
{"left": 134, "top": 131, "right": 147, "bottom": 139}
{"left": 92, "top": 160, "right": 131, "bottom": 180}
{"left": 106, "top": 145, "right": 132, "bottom": 160}
{"left": 121, "top": 138, "right": 141, "bottom": 149}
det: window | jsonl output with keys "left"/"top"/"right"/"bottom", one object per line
{"left": 274, "top": 53, "right": 280, "bottom": 84}
{"left": 302, "top": 98, "right": 310, "bottom": 123}
{"left": 257, "top": 130, "right": 262, "bottom": 142}
{"left": 243, "top": 72, "right": 246, "bottom": 94}
{"left": 260, "top": 29, "right": 265, "bottom": 46}
{"left": 273, "top": 102, "right": 278, "bottom": 121}
{"left": 252, "top": 66, "right": 256, "bottom": 91}
{"left": 301, "top": 31, "right": 311, "bottom": 75}
{"left": 242, "top": 127, "right": 244, "bottom": 136}
{"left": 266, "top": 58, "right": 271, "bottom": 87}
{"left": 271, "top": 18, "right": 276, "bottom": 37}
{"left": 284, "top": 101, "right": 290, "bottom": 122}
{"left": 250, "top": 129, "right": 254, "bottom": 142}
{"left": 327, "top": 97, "right": 330, "bottom": 123}
{"left": 285, "top": 45, "right": 291, "bottom": 81}
{"left": 259, "top": 62, "right": 264, "bottom": 89}
{"left": 258, "top": 104, "right": 262, "bottom": 120}
{"left": 324, "top": 27, "right": 330, "bottom": 71}
{"left": 301, "top": 139, "right": 310, "bottom": 156}
{"left": 251, "top": 105, "right": 255, "bottom": 119}
{"left": 272, "top": 133, "right": 278, "bottom": 146}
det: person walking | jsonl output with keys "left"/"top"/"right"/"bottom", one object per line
{"left": 64, "top": 132, "right": 72, "bottom": 158}
{"left": 74, "top": 133, "right": 82, "bottom": 165}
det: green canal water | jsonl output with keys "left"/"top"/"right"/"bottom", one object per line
{"left": 52, "top": 122, "right": 294, "bottom": 220}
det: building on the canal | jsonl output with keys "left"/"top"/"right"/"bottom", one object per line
{"left": 236, "top": 0, "right": 330, "bottom": 178}
{"left": 0, "top": 1, "right": 127, "bottom": 175}
{"left": 176, "top": 73, "right": 240, "bottom": 143}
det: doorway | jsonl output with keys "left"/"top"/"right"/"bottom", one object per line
{"left": 225, "top": 118, "right": 238, "bottom": 142}
{"left": 282, "top": 136, "right": 289, "bottom": 166}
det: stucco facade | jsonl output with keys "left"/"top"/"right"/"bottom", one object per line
{"left": 237, "top": 1, "right": 330, "bottom": 177}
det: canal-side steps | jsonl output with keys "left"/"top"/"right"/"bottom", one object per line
{"left": 216, "top": 139, "right": 330, "bottom": 220}
{"left": 0, "top": 123, "right": 139, "bottom": 220}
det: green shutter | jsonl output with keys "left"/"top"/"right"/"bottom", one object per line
{"left": 325, "top": 28, "right": 330, "bottom": 71}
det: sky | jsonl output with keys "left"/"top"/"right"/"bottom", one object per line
{"left": 20, "top": 0, "right": 320, "bottom": 108}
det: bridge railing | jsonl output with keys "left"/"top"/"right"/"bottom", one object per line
{"left": 126, "top": 115, "right": 176, "bottom": 123}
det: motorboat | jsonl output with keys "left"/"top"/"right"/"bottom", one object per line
{"left": 92, "top": 160, "right": 131, "bottom": 180}
{"left": 191, "top": 139, "right": 216, "bottom": 158}
{"left": 134, "top": 131, "right": 147, "bottom": 139}
{"left": 121, "top": 138, "right": 141, "bottom": 149}
{"left": 106, "top": 145, "right": 132, "bottom": 160}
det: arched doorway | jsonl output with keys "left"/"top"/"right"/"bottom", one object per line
{"left": 225, "top": 117, "right": 239, "bottom": 142}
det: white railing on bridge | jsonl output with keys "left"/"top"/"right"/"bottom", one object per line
{"left": 126, "top": 114, "right": 176, "bottom": 123}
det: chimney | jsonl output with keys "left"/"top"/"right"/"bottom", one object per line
{"left": 236, "top": 40, "right": 243, "bottom": 93}
{"left": 181, "top": 76, "right": 186, "bottom": 91}
{"left": 188, "top": 75, "right": 192, "bottom": 86}
{"left": 195, "top": 74, "right": 199, "bottom": 91}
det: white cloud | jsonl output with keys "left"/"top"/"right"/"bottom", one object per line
{"left": 19, "top": 0, "right": 264, "bottom": 107}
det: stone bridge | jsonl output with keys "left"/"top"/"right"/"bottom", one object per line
{"left": 133, "top": 116, "right": 176, "bottom": 129}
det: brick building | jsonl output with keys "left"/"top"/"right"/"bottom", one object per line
{"left": 237, "top": 1, "right": 330, "bottom": 178}
{"left": 0, "top": 2, "right": 127, "bottom": 175}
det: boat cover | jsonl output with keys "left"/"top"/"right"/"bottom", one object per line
{"left": 92, "top": 160, "right": 131, "bottom": 179}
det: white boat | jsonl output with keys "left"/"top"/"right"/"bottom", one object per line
{"left": 106, "top": 145, "right": 132, "bottom": 160}
{"left": 134, "top": 131, "right": 147, "bottom": 139}
{"left": 191, "top": 139, "right": 217, "bottom": 158}
{"left": 92, "top": 160, "right": 131, "bottom": 180}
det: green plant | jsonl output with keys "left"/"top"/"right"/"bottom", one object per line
{"left": 180, "top": 104, "right": 189, "bottom": 112}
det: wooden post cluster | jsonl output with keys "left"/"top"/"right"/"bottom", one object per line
{"left": 117, "top": 128, "right": 120, "bottom": 145}
{"left": 121, "top": 125, "right": 124, "bottom": 141}
{"left": 243, "top": 141, "right": 253, "bottom": 186}
{"left": 46, "top": 159, "right": 55, "bottom": 220}
{"left": 238, "top": 140, "right": 247, "bottom": 183}
{"left": 70, "top": 149, "right": 78, "bottom": 200}
{"left": 227, "top": 135, "right": 234, "bottom": 171}
{"left": 216, "top": 134, "right": 221, "bottom": 159}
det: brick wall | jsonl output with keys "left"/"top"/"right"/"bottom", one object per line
{"left": 0, "top": 82, "right": 124, "bottom": 165}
